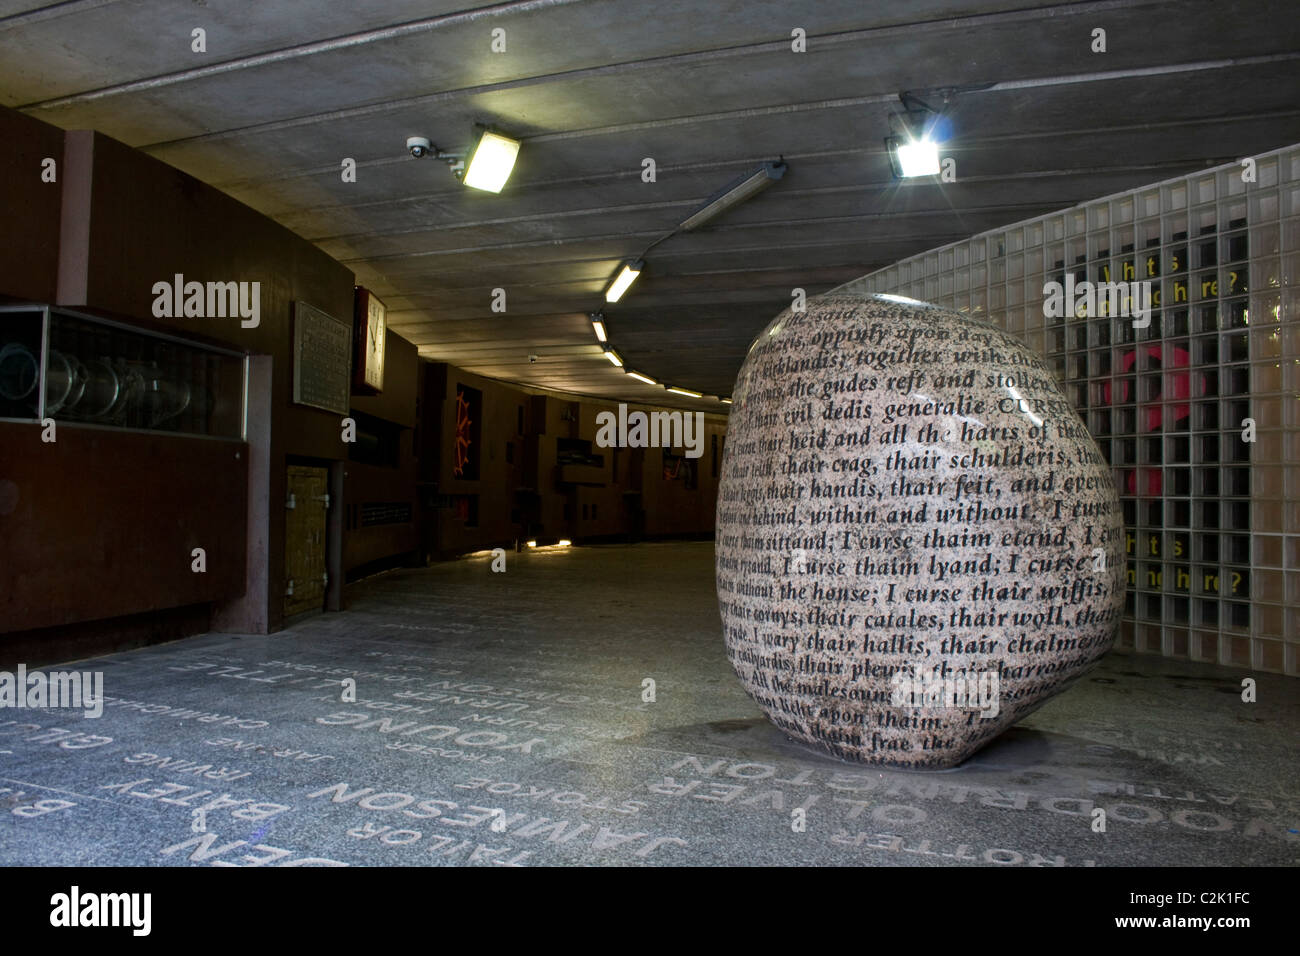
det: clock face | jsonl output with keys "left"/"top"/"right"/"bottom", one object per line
{"left": 364, "top": 295, "right": 385, "bottom": 390}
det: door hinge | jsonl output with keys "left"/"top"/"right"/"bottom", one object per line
{"left": 285, "top": 578, "right": 295, "bottom": 596}
{"left": 286, "top": 493, "right": 296, "bottom": 510}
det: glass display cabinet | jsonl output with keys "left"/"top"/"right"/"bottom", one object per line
{"left": 0, "top": 306, "right": 246, "bottom": 439}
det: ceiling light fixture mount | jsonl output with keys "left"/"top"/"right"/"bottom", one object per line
{"left": 679, "top": 160, "right": 787, "bottom": 231}
{"left": 404, "top": 125, "right": 521, "bottom": 192}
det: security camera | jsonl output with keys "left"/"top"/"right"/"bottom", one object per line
{"left": 528, "top": 354, "right": 539, "bottom": 364}
{"left": 406, "top": 136, "right": 432, "bottom": 159}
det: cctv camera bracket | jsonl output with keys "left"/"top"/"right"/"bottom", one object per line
{"left": 410, "top": 126, "right": 516, "bottom": 183}
{"left": 430, "top": 147, "right": 467, "bottom": 179}
{"left": 409, "top": 136, "right": 466, "bottom": 169}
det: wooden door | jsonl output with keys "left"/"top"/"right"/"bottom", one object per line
{"left": 284, "top": 465, "right": 329, "bottom": 618}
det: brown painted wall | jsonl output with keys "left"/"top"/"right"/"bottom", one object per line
{"left": 0, "top": 421, "right": 246, "bottom": 630}
{"left": 1, "top": 123, "right": 419, "bottom": 642}
{"left": 351, "top": 331, "right": 418, "bottom": 428}
{"left": 50, "top": 129, "right": 360, "bottom": 634}
{"left": 0, "top": 107, "right": 64, "bottom": 305}
{"left": 344, "top": 332, "right": 419, "bottom": 575}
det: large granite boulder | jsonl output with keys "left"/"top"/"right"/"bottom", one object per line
{"left": 715, "top": 292, "right": 1125, "bottom": 768}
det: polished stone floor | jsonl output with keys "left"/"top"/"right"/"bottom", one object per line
{"left": 2, "top": 541, "right": 1296, "bottom": 867}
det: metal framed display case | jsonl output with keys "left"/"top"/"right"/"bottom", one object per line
{"left": 0, "top": 305, "right": 247, "bottom": 440}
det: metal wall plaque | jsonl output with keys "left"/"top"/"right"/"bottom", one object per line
{"left": 293, "top": 301, "right": 352, "bottom": 415}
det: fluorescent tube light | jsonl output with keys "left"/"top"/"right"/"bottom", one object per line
{"left": 627, "top": 371, "right": 658, "bottom": 385}
{"left": 603, "top": 348, "right": 623, "bottom": 367}
{"left": 720, "top": 397, "right": 733, "bottom": 404}
{"left": 604, "top": 260, "right": 643, "bottom": 303}
{"left": 463, "top": 129, "right": 520, "bottom": 193}
{"left": 591, "top": 315, "right": 608, "bottom": 343}
{"left": 680, "top": 162, "right": 786, "bottom": 231}
{"left": 667, "top": 386, "right": 703, "bottom": 398}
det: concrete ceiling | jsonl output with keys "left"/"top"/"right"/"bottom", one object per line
{"left": 4, "top": 0, "right": 1299, "bottom": 411}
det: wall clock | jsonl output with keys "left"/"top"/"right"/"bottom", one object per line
{"left": 352, "top": 287, "right": 386, "bottom": 393}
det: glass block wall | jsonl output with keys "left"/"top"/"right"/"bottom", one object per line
{"left": 835, "top": 144, "right": 1300, "bottom": 676}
